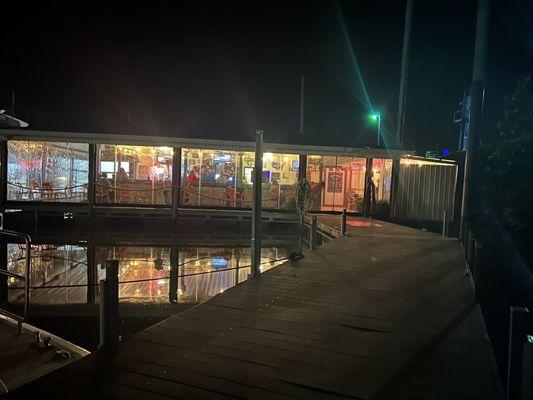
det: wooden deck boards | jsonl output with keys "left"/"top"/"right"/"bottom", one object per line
{"left": 9, "top": 217, "right": 503, "bottom": 399}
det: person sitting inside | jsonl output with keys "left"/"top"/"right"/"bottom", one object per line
{"left": 117, "top": 167, "right": 129, "bottom": 183}
{"left": 96, "top": 173, "right": 112, "bottom": 202}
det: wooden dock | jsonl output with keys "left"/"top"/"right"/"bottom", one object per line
{"left": 9, "top": 217, "right": 503, "bottom": 399}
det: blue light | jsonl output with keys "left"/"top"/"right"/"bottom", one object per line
{"left": 442, "top": 148, "right": 450, "bottom": 156}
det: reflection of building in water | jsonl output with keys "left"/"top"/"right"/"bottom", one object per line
{"left": 5, "top": 243, "right": 290, "bottom": 306}
{"left": 7, "top": 244, "right": 87, "bottom": 304}
{"left": 177, "top": 247, "right": 286, "bottom": 303}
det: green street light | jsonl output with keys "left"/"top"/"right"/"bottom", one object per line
{"left": 369, "top": 112, "right": 381, "bottom": 146}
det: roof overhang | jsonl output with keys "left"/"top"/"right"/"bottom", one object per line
{"left": 0, "top": 128, "right": 413, "bottom": 159}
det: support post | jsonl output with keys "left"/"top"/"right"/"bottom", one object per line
{"left": 396, "top": 0, "right": 413, "bottom": 147}
{"left": 473, "top": 240, "right": 484, "bottom": 301}
{"left": 341, "top": 208, "right": 347, "bottom": 236}
{"left": 251, "top": 130, "right": 263, "bottom": 279}
{"left": 467, "top": 230, "right": 474, "bottom": 265}
{"left": 460, "top": 0, "right": 490, "bottom": 239}
{"left": 169, "top": 244, "right": 178, "bottom": 303}
{"left": 309, "top": 215, "right": 317, "bottom": 250}
{"left": 88, "top": 143, "right": 96, "bottom": 217}
{"left": 0, "top": 239, "right": 7, "bottom": 303}
{"left": 506, "top": 307, "right": 532, "bottom": 400}
{"left": 442, "top": 210, "right": 448, "bottom": 236}
{"left": 363, "top": 158, "right": 373, "bottom": 217}
{"left": 99, "top": 259, "right": 119, "bottom": 349}
{"left": 172, "top": 147, "right": 181, "bottom": 221}
{"left": 298, "top": 155, "right": 307, "bottom": 183}
{"left": 389, "top": 159, "right": 401, "bottom": 219}
{"left": 0, "top": 139, "right": 7, "bottom": 214}
{"left": 86, "top": 238, "right": 96, "bottom": 304}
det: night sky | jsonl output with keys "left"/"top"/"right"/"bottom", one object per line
{"left": 1, "top": 1, "right": 531, "bottom": 152}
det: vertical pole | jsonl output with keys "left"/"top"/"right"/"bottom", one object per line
{"left": 377, "top": 115, "right": 381, "bottom": 146}
{"left": 169, "top": 244, "right": 178, "bottom": 303}
{"left": 88, "top": 143, "right": 96, "bottom": 217}
{"left": 506, "top": 307, "right": 531, "bottom": 400}
{"left": 522, "top": 335, "right": 533, "bottom": 400}
{"left": 23, "top": 235, "right": 31, "bottom": 321}
{"left": 467, "top": 229, "right": 474, "bottom": 265}
{"left": 0, "top": 239, "right": 7, "bottom": 303}
{"left": 473, "top": 240, "right": 484, "bottom": 301}
{"left": 172, "top": 147, "right": 181, "bottom": 220}
{"left": 396, "top": 0, "right": 413, "bottom": 147}
{"left": 442, "top": 210, "right": 448, "bottom": 236}
{"left": 251, "top": 130, "right": 263, "bottom": 279}
{"left": 341, "top": 208, "right": 347, "bottom": 236}
{"left": 389, "top": 158, "right": 401, "bottom": 218}
{"left": 99, "top": 259, "right": 119, "bottom": 349}
{"left": 460, "top": 0, "right": 490, "bottom": 240}
{"left": 299, "top": 75, "right": 305, "bottom": 135}
{"left": 11, "top": 90, "right": 15, "bottom": 117}
{"left": 309, "top": 215, "right": 317, "bottom": 250}
{"left": 298, "top": 155, "right": 307, "bottom": 183}
{"left": 198, "top": 151, "right": 202, "bottom": 206}
{"left": 0, "top": 140, "right": 7, "bottom": 212}
{"left": 363, "top": 158, "right": 373, "bottom": 217}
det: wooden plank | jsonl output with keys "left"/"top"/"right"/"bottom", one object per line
{"left": 11, "top": 217, "right": 502, "bottom": 399}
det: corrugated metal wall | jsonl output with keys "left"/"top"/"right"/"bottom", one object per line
{"left": 394, "top": 158, "right": 458, "bottom": 222}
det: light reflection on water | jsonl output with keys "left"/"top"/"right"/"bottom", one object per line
{"left": 7, "top": 242, "right": 292, "bottom": 305}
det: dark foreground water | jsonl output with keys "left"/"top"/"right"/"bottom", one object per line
{"left": 5, "top": 232, "right": 297, "bottom": 350}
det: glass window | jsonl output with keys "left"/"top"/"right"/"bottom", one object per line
{"left": 7, "top": 243, "right": 87, "bottom": 304}
{"left": 7, "top": 141, "right": 89, "bottom": 202}
{"left": 306, "top": 156, "right": 366, "bottom": 212}
{"left": 181, "top": 149, "right": 299, "bottom": 210}
{"left": 96, "top": 145, "right": 173, "bottom": 205}
{"left": 372, "top": 159, "right": 393, "bottom": 204}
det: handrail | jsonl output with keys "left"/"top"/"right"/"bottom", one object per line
{"left": 0, "top": 229, "right": 31, "bottom": 325}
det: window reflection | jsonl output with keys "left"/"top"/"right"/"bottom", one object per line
{"left": 96, "top": 145, "right": 173, "bottom": 205}
{"left": 7, "top": 141, "right": 89, "bottom": 202}
{"left": 7, "top": 244, "right": 87, "bottom": 304}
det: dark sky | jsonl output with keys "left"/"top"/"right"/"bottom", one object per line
{"left": 1, "top": 1, "right": 531, "bottom": 152}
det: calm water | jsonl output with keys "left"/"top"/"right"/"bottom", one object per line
{"left": 5, "top": 233, "right": 297, "bottom": 350}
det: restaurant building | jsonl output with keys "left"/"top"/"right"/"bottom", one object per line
{"left": 0, "top": 128, "right": 457, "bottom": 225}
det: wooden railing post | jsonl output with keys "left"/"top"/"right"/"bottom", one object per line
{"left": 99, "top": 259, "right": 119, "bottom": 349}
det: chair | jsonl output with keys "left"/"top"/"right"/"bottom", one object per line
{"left": 17, "top": 180, "right": 39, "bottom": 200}
{"left": 117, "top": 183, "right": 135, "bottom": 204}
{"left": 42, "top": 182, "right": 62, "bottom": 201}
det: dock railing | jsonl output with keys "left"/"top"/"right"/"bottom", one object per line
{"left": 0, "top": 229, "right": 31, "bottom": 334}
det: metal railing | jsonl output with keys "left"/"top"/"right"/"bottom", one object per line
{"left": 0, "top": 229, "right": 31, "bottom": 334}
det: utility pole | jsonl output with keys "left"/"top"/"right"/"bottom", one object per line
{"left": 460, "top": 0, "right": 490, "bottom": 239}
{"left": 396, "top": 0, "right": 413, "bottom": 147}
{"left": 299, "top": 76, "right": 305, "bottom": 135}
{"left": 251, "top": 130, "right": 263, "bottom": 279}
{"left": 11, "top": 90, "right": 15, "bottom": 117}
